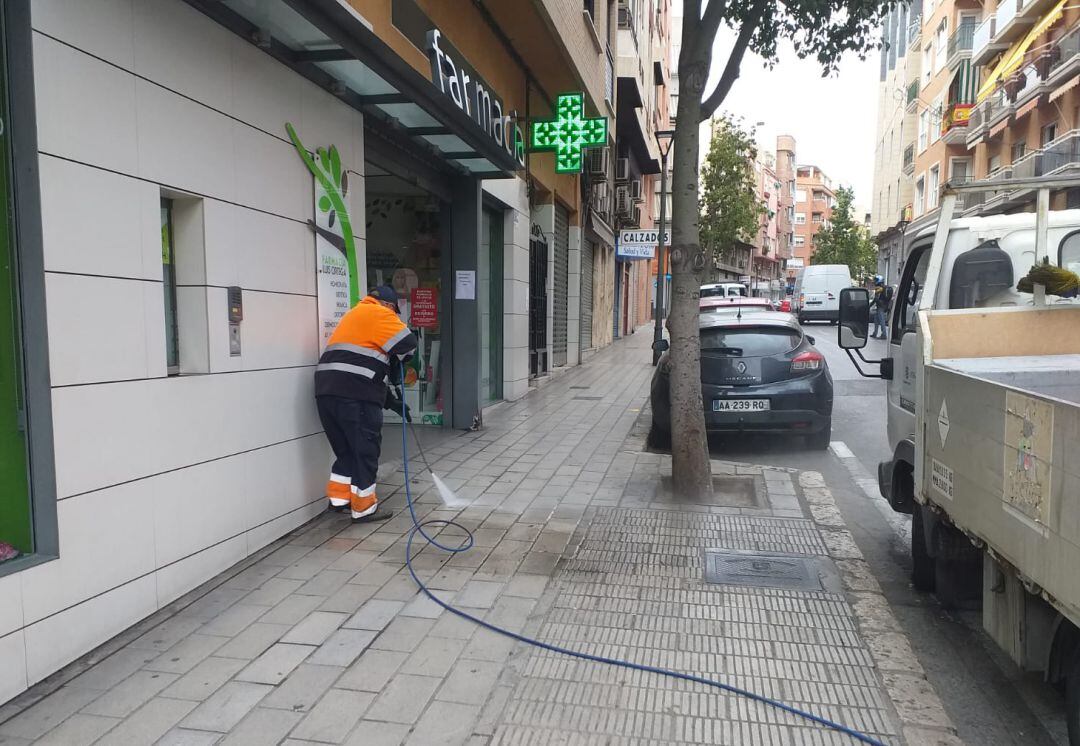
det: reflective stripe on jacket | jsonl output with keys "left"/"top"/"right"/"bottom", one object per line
{"left": 315, "top": 296, "right": 418, "bottom": 402}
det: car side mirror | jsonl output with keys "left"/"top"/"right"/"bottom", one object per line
{"left": 653, "top": 339, "right": 670, "bottom": 353}
{"left": 838, "top": 288, "right": 870, "bottom": 349}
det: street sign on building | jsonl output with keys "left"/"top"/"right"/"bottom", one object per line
{"left": 617, "top": 229, "right": 670, "bottom": 260}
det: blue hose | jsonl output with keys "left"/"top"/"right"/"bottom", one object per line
{"left": 394, "top": 369, "right": 887, "bottom": 746}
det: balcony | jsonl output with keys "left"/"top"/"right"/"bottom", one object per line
{"left": 908, "top": 19, "right": 921, "bottom": 47}
{"left": 903, "top": 144, "right": 915, "bottom": 175}
{"left": 947, "top": 24, "right": 975, "bottom": 69}
{"left": 994, "top": 0, "right": 1037, "bottom": 49}
{"left": 972, "top": 16, "right": 1006, "bottom": 67}
{"left": 941, "top": 102, "right": 973, "bottom": 144}
{"left": 966, "top": 92, "right": 1013, "bottom": 147}
{"left": 906, "top": 80, "right": 919, "bottom": 112}
{"left": 1047, "top": 25, "right": 1080, "bottom": 90}
{"left": 1041, "top": 129, "right": 1080, "bottom": 175}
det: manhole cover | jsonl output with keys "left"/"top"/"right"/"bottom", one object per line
{"left": 703, "top": 549, "right": 822, "bottom": 591}
{"left": 569, "top": 385, "right": 590, "bottom": 389}
{"left": 573, "top": 396, "right": 602, "bottom": 400}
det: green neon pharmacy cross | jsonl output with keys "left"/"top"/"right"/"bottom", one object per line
{"left": 530, "top": 92, "right": 608, "bottom": 174}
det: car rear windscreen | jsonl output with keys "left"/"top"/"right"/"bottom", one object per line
{"left": 700, "top": 327, "right": 801, "bottom": 355}
{"left": 700, "top": 286, "right": 724, "bottom": 297}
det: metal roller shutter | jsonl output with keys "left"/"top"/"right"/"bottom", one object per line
{"left": 553, "top": 205, "right": 569, "bottom": 367}
{"left": 580, "top": 239, "right": 594, "bottom": 351}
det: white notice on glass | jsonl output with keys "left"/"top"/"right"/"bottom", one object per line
{"left": 455, "top": 270, "right": 476, "bottom": 300}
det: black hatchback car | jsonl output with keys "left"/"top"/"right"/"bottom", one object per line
{"left": 650, "top": 311, "right": 833, "bottom": 449}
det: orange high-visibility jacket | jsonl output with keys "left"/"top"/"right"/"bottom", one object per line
{"left": 315, "top": 296, "right": 418, "bottom": 402}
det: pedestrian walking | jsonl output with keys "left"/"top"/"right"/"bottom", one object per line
{"left": 870, "top": 275, "right": 893, "bottom": 339}
{"left": 315, "top": 286, "right": 418, "bottom": 522}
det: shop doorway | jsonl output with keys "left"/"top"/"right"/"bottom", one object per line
{"left": 364, "top": 162, "right": 445, "bottom": 426}
{"left": 528, "top": 224, "right": 548, "bottom": 377}
{"left": 479, "top": 208, "right": 503, "bottom": 404}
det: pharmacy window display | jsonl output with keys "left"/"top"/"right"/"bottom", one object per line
{"left": 365, "top": 163, "right": 445, "bottom": 425}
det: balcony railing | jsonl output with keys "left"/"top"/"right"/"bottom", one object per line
{"left": 941, "top": 102, "right": 973, "bottom": 142}
{"left": 902, "top": 80, "right": 920, "bottom": 107}
{"left": 947, "top": 23, "right": 975, "bottom": 65}
{"left": 908, "top": 20, "right": 921, "bottom": 46}
{"left": 1041, "top": 129, "right": 1080, "bottom": 175}
{"left": 903, "top": 144, "right": 915, "bottom": 173}
{"left": 972, "top": 16, "right": 1001, "bottom": 66}
{"left": 1048, "top": 25, "right": 1080, "bottom": 81}
{"left": 996, "top": 0, "right": 1020, "bottom": 34}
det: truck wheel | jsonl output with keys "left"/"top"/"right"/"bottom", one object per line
{"left": 911, "top": 506, "right": 935, "bottom": 592}
{"left": 1067, "top": 649, "right": 1080, "bottom": 746}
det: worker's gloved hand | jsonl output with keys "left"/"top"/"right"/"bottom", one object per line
{"left": 384, "top": 386, "right": 411, "bottom": 422}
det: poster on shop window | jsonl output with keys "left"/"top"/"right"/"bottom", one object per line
{"left": 285, "top": 123, "right": 359, "bottom": 349}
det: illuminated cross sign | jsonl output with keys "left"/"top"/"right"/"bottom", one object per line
{"left": 530, "top": 93, "right": 607, "bottom": 174}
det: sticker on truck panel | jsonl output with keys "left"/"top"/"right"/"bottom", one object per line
{"left": 1003, "top": 391, "right": 1054, "bottom": 525}
{"left": 931, "top": 459, "right": 954, "bottom": 500}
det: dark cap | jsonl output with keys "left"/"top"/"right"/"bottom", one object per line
{"left": 369, "top": 285, "right": 399, "bottom": 305}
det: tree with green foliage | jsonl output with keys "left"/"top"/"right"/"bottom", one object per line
{"left": 699, "top": 116, "right": 762, "bottom": 270}
{"left": 665, "top": 0, "right": 890, "bottom": 497}
{"left": 811, "top": 186, "right": 877, "bottom": 281}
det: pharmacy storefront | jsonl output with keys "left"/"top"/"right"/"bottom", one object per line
{"left": 0, "top": 0, "right": 528, "bottom": 704}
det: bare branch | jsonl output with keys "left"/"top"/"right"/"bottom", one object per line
{"left": 698, "top": 1, "right": 765, "bottom": 122}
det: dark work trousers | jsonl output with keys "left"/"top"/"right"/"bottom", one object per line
{"left": 316, "top": 395, "right": 384, "bottom": 517}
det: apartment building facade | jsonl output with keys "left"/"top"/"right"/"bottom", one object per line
{"left": 612, "top": 0, "right": 673, "bottom": 340}
{"left": 0, "top": 0, "right": 634, "bottom": 704}
{"left": 794, "top": 165, "right": 837, "bottom": 267}
{"left": 871, "top": 0, "right": 1080, "bottom": 280}
{"left": 872, "top": 1, "right": 922, "bottom": 282}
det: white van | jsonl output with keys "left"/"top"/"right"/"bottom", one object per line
{"left": 793, "top": 264, "right": 852, "bottom": 323}
{"left": 700, "top": 282, "right": 747, "bottom": 299}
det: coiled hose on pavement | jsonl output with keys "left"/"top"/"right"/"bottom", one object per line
{"left": 394, "top": 365, "right": 886, "bottom": 746}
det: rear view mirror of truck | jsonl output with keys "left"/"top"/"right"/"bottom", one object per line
{"left": 838, "top": 288, "right": 870, "bottom": 349}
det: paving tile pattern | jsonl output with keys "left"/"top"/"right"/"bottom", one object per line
{"left": 0, "top": 332, "right": 948, "bottom": 746}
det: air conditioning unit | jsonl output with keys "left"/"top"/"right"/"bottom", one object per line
{"left": 593, "top": 184, "right": 609, "bottom": 220}
{"left": 588, "top": 147, "right": 609, "bottom": 178}
{"left": 615, "top": 185, "right": 633, "bottom": 217}
{"left": 631, "top": 178, "right": 643, "bottom": 202}
{"left": 615, "top": 157, "right": 630, "bottom": 182}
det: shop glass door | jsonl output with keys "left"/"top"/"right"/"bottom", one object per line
{"left": 0, "top": 19, "right": 30, "bottom": 560}
{"left": 365, "top": 163, "right": 445, "bottom": 425}
{"left": 479, "top": 208, "right": 503, "bottom": 404}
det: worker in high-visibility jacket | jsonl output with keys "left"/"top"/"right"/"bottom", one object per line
{"left": 315, "top": 286, "right": 417, "bottom": 522}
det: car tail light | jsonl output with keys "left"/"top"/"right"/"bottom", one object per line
{"left": 791, "top": 351, "right": 824, "bottom": 371}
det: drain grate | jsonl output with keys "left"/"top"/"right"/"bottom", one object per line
{"left": 569, "top": 385, "right": 590, "bottom": 390}
{"left": 703, "top": 549, "right": 822, "bottom": 591}
{"left": 573, "top": 395, "right": 602, "bottom": 400}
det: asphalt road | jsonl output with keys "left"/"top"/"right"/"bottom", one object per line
{"left": 704, "top": 321, "right": 1069, "bottom": 746}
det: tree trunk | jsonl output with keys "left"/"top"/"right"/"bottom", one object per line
{"left": 667, "top": 40, "right": 712, "bottom": 498}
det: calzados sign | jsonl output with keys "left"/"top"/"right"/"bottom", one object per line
{"left": 616, "top": 229, "right": 670, "bottom": 260}
{"left": 427, "top": 29, "right": 525, "bottom": 168}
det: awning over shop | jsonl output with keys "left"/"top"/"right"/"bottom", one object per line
{"left": 977, "top": 0, "right": 1065, "bottom": 103}
{"left": 1050, "top": 73, "right": 1080, "bottom": 102}
{"left": 184, "top": 0, "right": 521, "bottom": 177}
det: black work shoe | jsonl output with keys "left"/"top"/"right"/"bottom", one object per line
{"left": 328, "top": 502, "right": 349, "bottom": 513}
{"left": 351, "top": 509, "right": 393, "bottom": 524}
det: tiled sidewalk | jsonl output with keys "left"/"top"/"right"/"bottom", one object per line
{"left": 0, "top": 331, "right": 957, "bottom": 746}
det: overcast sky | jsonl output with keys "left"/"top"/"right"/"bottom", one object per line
{"left": 701, "top": 27, "right": 881, "bottom": 210}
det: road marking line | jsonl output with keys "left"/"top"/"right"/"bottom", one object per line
{"left": 829, "top": 441, "right": 856, "bottom": 459}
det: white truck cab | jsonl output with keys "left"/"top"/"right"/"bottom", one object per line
{"left": 837, "top": 180, "right": 1080, "bottom": 743}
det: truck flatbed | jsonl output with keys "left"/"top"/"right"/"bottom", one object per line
{"left": 935, "top": 354, "right": 1080, "bottom": 406}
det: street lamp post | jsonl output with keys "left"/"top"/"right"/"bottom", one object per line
{"left": 652, "top": 129, "right": 675, "bottom": 366}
